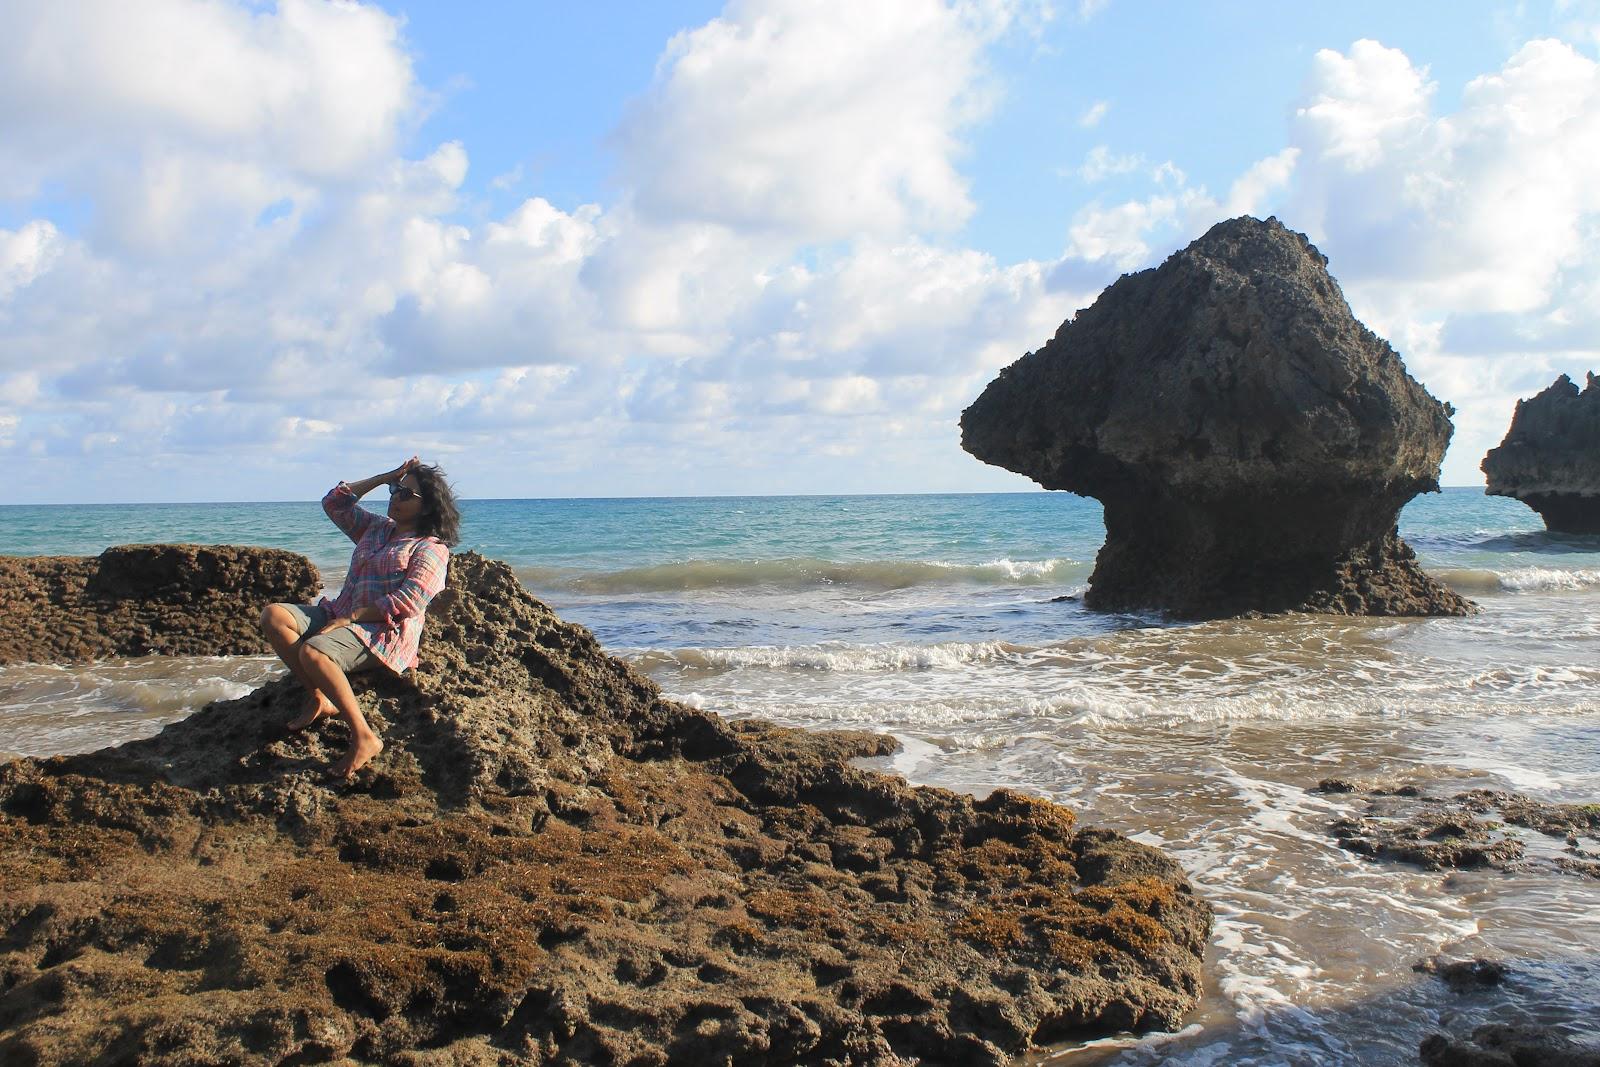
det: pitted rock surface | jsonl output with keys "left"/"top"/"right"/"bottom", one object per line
{"left": 0, "top": 544, "right": 320, "bottom": 664}
{"left": 961, "top": 215, "right": 1470, "bottom": 619}
{"left": 0, "top": 551, "right": 1211, "bottom": 1066}
{"left": 1482, "top": 373, "right": 1600, "bottom": 533}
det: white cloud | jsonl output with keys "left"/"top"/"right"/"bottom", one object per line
{"left": 1076, "top": 145, "right": 1144, "bottom": 182}
{"left": 617, "top": 0, "right": 1014, "bottom": 240}
{"left": 0, "top": 221, "right": 61, "bottom": 298}
{"left": 0, "top": 0, "right": 415, "bottom": 184}
{"left": 1224, "top": 148, "right": 1299, "bottom": 216}
{"left": 1078, "top": 99, "right": 1110, "bottom": 127}
{"left": 1294, "top": 39, "right": 1433, "bottom": 172}
{"left": 0, "top": 0, "right": 1070, "bottom": 500}
{"left": 17, "top": 3, "right": 1591, "bottom": 500}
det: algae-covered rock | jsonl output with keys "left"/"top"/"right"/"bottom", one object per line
{"left": 1482, "top": 373, "right": 1600, "bottom": 533}
{"left": 0, "top": 551, "right": 1211, "bottom": 1066}
{"left": 961, "top": 216, "right": 1470, "bottom": 619}
{"left": 0, "top": 544, "right": 320, "bottom": 664}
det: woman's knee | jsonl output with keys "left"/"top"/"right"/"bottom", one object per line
{"left": 260, "top": 602, "right": 289, "bottom": 633}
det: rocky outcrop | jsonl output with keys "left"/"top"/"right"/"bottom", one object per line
{"left": 1482, "top": 373, "right": 1600, "bottom": 533}
{"left": 0, "top": 544, "right": 320, "bottom": 664}
{"left": 961, "top": 216, "right": 1471, "bottom": 619}
{"left": 1422, "top": 1024, "right": 1600, "bottom": 1067}
{"left": 0, "top": 551, "right": 1212, "bottom": 1066}
{"left": 1317, "top": 778, "right": 1600, "bottom": 878}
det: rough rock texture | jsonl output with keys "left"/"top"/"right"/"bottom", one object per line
{"left": 960, "top": 215, "right": 1471, "bottom": 619}
{"left": 1421, "top": 1024, "right": 1600, "bottom": 1067}
{"left": 1318, "top": 778, "right": 1600, "bottom": 877}
{"left": 0, "top": 551, "right": 1212, "bottom": 1066}
{"left": 0, "top": 545, "right": 320, "bottom": 665}
{"left": 1482, "top": 373, "right": 1600, "bottom": 533}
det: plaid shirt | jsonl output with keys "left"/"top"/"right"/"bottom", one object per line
{"left": 318, "top": 482, "right": 451, "bottom": 674}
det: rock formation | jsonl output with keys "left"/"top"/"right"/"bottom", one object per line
{"left": 1482, "top": 373, "right": 1600, "bottom": 533}
{"left": 1317, "top": 778, "right": 1600, "bottom": 879}
{"left": 0, "top": 550, "right": 1211, "bottom": 1066}
{"left": 0, "top": 544, "right": 320, "bottom": 664}
{"left": 961, "top": 216, "right": 1471, "bottom": 619}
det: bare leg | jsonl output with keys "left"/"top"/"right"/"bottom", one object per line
{"left": 258, "top": 604, "right": 337, "bottom": 729}
{"left": 298, "top": 643, "right": 383, "bottom": 778}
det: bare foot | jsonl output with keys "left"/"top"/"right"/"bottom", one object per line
{"left": 286, "top": 696, "right": 338, "bottom": 732}
{"left": 328, "top": 731, "right": 384, "bottom": 779}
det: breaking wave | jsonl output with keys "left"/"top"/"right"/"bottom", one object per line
{"left": 630, "top": 639, "right": 1031, "bottom": 673}
{"left": 1433, "top": 566, "right": 1600, "bottom": 594}
{"left": 518, "top": 557, "right": 1082, "bottom": 593}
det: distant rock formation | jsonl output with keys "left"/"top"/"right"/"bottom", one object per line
{"left": 0, "top": 550, "right": 1212, "bottom": 1066}
{"left": 961, "top": 216, "right": 1472, "bottom": 619}
{"left": 1482, "top": 373, "right": 1600, "bottom": 533}
{"left": 0, "top": 544, "right": 321, "bottom": 664}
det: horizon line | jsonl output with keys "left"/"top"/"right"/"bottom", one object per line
{"left": 2, "top": 485, "right": 1494, "bottom": 507}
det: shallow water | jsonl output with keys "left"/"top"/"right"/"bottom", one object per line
{"left": 3, "top": 489, "right": 1599, "bottom": 1063}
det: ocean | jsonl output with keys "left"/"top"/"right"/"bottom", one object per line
{"left": 3, "top": 488, "right": 1598, "bottom": 1065}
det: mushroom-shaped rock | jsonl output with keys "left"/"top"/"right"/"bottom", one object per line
{"left": 0, "top": 550, "right": 1212, "bottom": 1066}
{"left": 961, "top": 216, "right": 1471, "bottom": 618}
{"left": 1482, "top": 373, "right": 1600, "bottom": 533}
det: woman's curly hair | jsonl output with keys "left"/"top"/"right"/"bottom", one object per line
{"left": 410, "top": 464, "right": 462, "bottom": 546}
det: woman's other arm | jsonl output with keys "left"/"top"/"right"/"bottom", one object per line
{"left": 318, "top": 543, "right": 448, "bottom": 632}
{"left": 370, "top": 541, "right": 450, "bottom": 626}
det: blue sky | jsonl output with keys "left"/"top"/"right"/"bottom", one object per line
{"left": 2, "top": 0, "right": 1598, "bottom": 502}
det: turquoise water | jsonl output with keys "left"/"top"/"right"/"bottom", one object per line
{"left": 0, "top": 488, "right": 1556, "bottom": 574}
{"left": 3, "top": 487, "right": 1600, "bottom": 1064}
{"left": 0, "top": 488, "right": 1580, "bottom": 649}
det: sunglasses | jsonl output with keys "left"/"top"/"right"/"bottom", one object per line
{"left": 389, "top": 482, "right": 421, "bottom": 502}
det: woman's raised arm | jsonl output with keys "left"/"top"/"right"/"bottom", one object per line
{"left": 323, "top": 457, "right": 418, "bottom": 543}
{"left": 344, "top": 456, "right": 418, "bottom": 499}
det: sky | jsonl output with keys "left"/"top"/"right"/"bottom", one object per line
{"left": 2, "top": 0, "right": 1598, "bottom": 503}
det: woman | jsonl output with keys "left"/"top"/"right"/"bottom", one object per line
{"left": 258, "top": 456, "right": 460, "bottom": 778}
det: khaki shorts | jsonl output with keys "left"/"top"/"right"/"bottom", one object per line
{"left": 278, "top": 603, "right": 376, "bottom": 674}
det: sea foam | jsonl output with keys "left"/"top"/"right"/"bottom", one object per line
{"left": 523, "top": 556, "right": 1082, "bottom": 593}
{"left": 632, "top": 639, "right": 1028, "bottom": 673}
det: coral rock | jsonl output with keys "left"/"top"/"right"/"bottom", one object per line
{"left": 0, "top": 544, "right": 321, "bottom": 664}
{"left": 0, "top": 550, "right": 1212, "bottom": 1065}
{"left": 961, "top": 216, "right": 1471, "bottom": 619}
